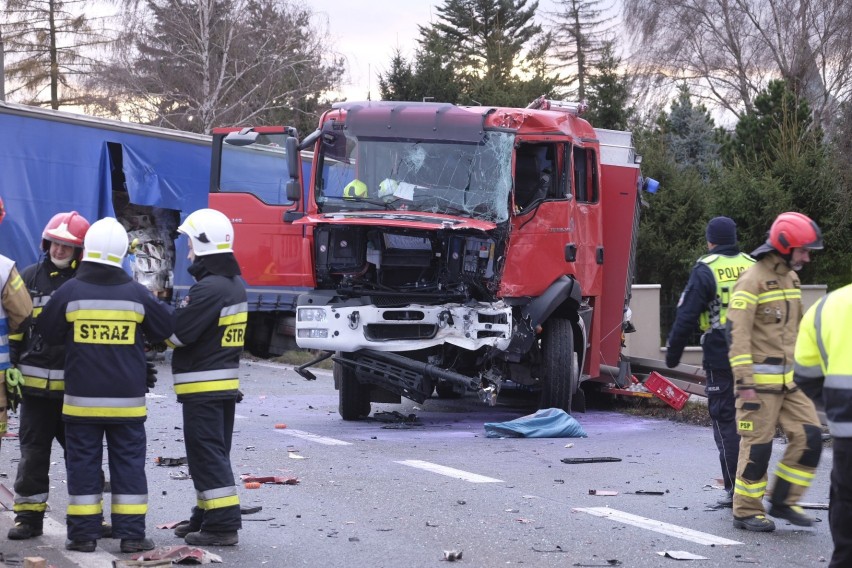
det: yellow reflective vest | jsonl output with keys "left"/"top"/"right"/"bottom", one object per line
{"left": 698, "top": 252, "right": 755, "bottom": 331}
{"left": 794, "top": 282, "right": 852, "bottom": 437}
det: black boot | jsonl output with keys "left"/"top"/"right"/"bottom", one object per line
{"left": 120, "top": 537, "right": 156, "bottom": 553}
{"left": 65, "top": 539, "right": 97, "bottom": 552}
{"left": 8, "top": 522, "right": 43, "bottom": 540}
{"left": 185, "top": 530, "right": 239, "bottom": 546}
{"left": 174, "top": 519, "right": 202, "bottom": 538}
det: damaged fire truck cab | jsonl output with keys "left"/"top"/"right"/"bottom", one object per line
{"left": 295, "top": 100, "right": 643, "bottom": 420}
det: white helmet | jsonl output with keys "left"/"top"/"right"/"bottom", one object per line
{"left": 82, "top": 217, "right": 129, "bottom": 268}
{"left": 178, "top": 208, "right": 234, "bottom": 256}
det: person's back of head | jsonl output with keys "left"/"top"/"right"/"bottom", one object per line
{"left": 706, "top": 216, "right": 737, "bottom": 247}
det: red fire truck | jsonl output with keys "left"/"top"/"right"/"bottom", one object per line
{"left": 281, "top": 99, "right": 653, "bottom": 419}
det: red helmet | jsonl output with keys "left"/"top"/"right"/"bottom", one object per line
{"left": 768, "top": 212, "right": 823, "bottom": 254}
{"left": 42, "top": 211, "right": 91, "bottom": 251}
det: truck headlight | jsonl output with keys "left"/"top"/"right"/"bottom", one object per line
{"left": 298, "top": 307, "right": 328, "bottom": 323}
{"left": 297, "top": 328, "right": 329, "bottom": 339}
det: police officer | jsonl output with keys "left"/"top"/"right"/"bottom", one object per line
{"left": 169, "top": 208, "right": 246, "bottom": 546}
{"left": 8, "top": 211, "right": 90, "bottom": 540}
{"left": 37, "top": 217, "right": 174, "bottom": 553}
{"left": 794, "top": 281, "right": 852, "bottom": 566}
{"left": 727, "top": 212, "right": 824, "bottom": 532}
{"left": 666, "top": 217, "right": 754, "bottom": 507}
{"left": 0, "top": 197, "right": 34, "bottom": 450}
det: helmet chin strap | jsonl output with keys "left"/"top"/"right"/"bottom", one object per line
{"left": 51, "top": 254, "right": 72, "bottom": 269}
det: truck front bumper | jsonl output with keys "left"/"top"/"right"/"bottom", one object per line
{"left": 295, "top": 302, "right": 513, "bottom": 352}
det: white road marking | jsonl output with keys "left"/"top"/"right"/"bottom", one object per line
{"left": 396, "top": 460, "right": 503, "bottom": 483}
{"left": 277, "top": 429, "right": 352, "bottom": 446}
{"left": 574, "top": 507, "right": 742, "bottom": 546}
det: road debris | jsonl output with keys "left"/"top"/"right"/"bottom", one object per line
{"left": 561, "top": 457, "right": 622, "bottom": 464}
{"left": 571, "top": 560, "right": 622, "bottom": 566}
{"left": 484, "top": 408, "right": 587, "bottom": 438}
{"left": 657, "top": 550, "right": 708, "bottom": 560}
{"left": 373, "top": 410, "right": 419, "bottom": 423}
{"left": 589, "top": 489, "right": 619, "bottom": 496}
{"left": 241, "top": 505, "right": 263, "bottom": 515}
{"left": 288, "top": 451, "right": 307, "bottom": 460}
{"left": 442, "top": 550, "right": 463, "bottom": 562}
{"left": 274, "top": 423, "right": 287, "bottom": 429}
{"left": 168, "top": 470, "right": 191, "bottom": 480}
{"left": 155, "top": 456, "right": 187, "bottom": 467}
{"left": 244, "top": 482, "right": 262, "bottom": 489}
{"left": 633, "top": 490, "right": 667, "bottom": 495}
{"left": 131, "top": 545, "right": 223, "bottom": 564}
{"left": 240, "top": 475, "right": 299, "bottom": 485}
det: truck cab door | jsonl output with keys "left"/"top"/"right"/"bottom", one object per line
{"left": 208, "top": 127, "right": 314, "bottom": 289}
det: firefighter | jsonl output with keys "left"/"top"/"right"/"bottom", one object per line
{"left": 36, "top": 217, "right": 175, "bottom": 553}
{"left": 727, "top": 211, "right": 824, "bottom": 532}
{"left": 0, "top": 196, "right": 35, "bottom": 451}
{"left": 7, "top": 211, "right": 90, "bottom": 540}
{"left": 666, "top": 216, "right": 755, "bottom": 507}
{"left": 794, "top": 282, "right": 852, "bottom": 566}
{"left": 169, "top": 208, "right": 246, "bottom": 546}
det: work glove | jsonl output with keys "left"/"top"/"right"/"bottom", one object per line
{"left": 146, "top": 361, "right": 158, "bottom": 391}
{"left": 5, "top": 367, "right": 25, "bottom": 413}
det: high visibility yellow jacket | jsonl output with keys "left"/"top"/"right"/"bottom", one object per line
{"left": 794, "top": 282, "right": 852, "bottom": 437}
{"left": 727, "top": 252, "right": 802, "bottom": 391}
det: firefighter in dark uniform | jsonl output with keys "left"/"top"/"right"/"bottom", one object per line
{"left": 795, "top": 281, "right": 852, "bottom": 567}
{"left": 169, "top": 208, "right": 246, "bottom": 546}
{"left": 8, "top": 211, "right": 90, "bottom": 540}
{"left": 727, "top": 211, "right": 824, "bottom": 532}
{"left": 0, "top": 197, "right": 35, "bottom": 450}
{"left": 666, "top": 217, "right": 754, "bottom": 507}
{"left": 37, "top": 217, "right": 175, "bottom": 553}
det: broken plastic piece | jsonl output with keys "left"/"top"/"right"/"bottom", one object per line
{"left": 589, "top": 489, "right": 619, "bottom": 496}
{"left": 131, "top": 545, "right": 223, "bottom": 564}
{"left": 442, "top": 550, "right": 463, "bottom": 562}
{"left": 656, "top": 550, "right": 708, "bottom": 560}
{"left": 274, "top": 423, "right": 287, "bottom": 429}
{"left": 244, "top": 482, "right": 262, "bottom": 489}
{"left": 240, "top": 505, "right": 263, "bottom": 515}
{"left": 633, "top": 490, "right": 666, "bottom": 495}
{"left": 561, "top": 457, "right": 622, "bottom": 464}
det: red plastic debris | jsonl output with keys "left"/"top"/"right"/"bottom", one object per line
{"left": 240, "top": 475, "right": 299, "bottom": 485}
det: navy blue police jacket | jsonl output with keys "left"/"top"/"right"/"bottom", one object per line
{"left": 667, "top": 243, "right": 742, "bottom": 371}
{"left": 169, "top": 254, "right": 247, "bottom": 403}
{"left": 36, "top": 262, "right": 175, "bottom": 423}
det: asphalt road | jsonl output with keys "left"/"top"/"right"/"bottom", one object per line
{"left": 0, "top": 357, "right": 836, "bottom": 567}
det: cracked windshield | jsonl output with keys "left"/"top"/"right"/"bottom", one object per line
{"left": 315, "top": 131, "right": 513, "bottom": 223}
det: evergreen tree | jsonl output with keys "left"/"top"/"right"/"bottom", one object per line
{"left": 584, "top": 41, "right": 632, "bottom": 130}
{"left": 378, "top": 48, "right": 417, "bottom": 102}
{"left": 663, "top": 84, "right": 720, "bottom": 182}
{"left": 546, "top": 0, "right": 615, "bottom": 100}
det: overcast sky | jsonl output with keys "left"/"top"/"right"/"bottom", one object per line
{"left": 307, "top": 0, "right": 568, "bottom": 102}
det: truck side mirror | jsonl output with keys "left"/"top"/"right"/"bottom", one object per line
{"left": 285, "top": 136, "right": 299, "bottom": 181}
{"left": 285, "top": 179, "right": 301, "bottom": 202}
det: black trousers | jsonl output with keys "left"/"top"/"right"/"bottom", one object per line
{"left": 182, "top": 398, "right": 241, "bottom": 532}
{"left": 65, "top": 422, "right": 147, "bottom": 541}
{"left": 13, "top": 396, "right": 65, "bottom": 523}
{"left": 830, "top": 437, "right": 852, "bottom": 568}
{"left": 706, "top": 368, "right": 740, "bottom": 492}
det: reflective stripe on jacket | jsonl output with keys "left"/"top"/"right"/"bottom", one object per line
{"left": 727, "top": 252, "right": 803, "bottom": 390}
{"left": 794, "top": 283, "right": 852, "bottom": 437}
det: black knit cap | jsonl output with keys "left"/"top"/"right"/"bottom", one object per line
{"left": 706, "top": 216, "right": 737, "bottom": 246}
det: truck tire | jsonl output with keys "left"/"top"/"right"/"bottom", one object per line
{"left": 336, "top": 358, "right": 371, "bottom": 420}
{"left": 539, "top": 318, "right": 578, "bottom": 413}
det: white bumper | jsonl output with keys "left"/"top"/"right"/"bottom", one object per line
{"left": 295, "top": 302, "right": 513, "bottom": 352}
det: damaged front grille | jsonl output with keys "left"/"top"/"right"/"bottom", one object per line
{"left": 364, "top": 324, "right": 438, "bottom": 341}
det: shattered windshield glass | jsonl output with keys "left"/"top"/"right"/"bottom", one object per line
{"left": 315, "top": 131, "right": 513, "bottom": 223}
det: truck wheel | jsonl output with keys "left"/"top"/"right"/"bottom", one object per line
{"left": 539, "top": 318, "right": 578, "bottom": 413}
{"left": 336, "top": 359, "right": 371, "bottom": 420}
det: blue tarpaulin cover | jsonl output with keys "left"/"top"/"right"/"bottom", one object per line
{"left": 484, "top": 408, "right": 588, "bottom": 438}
